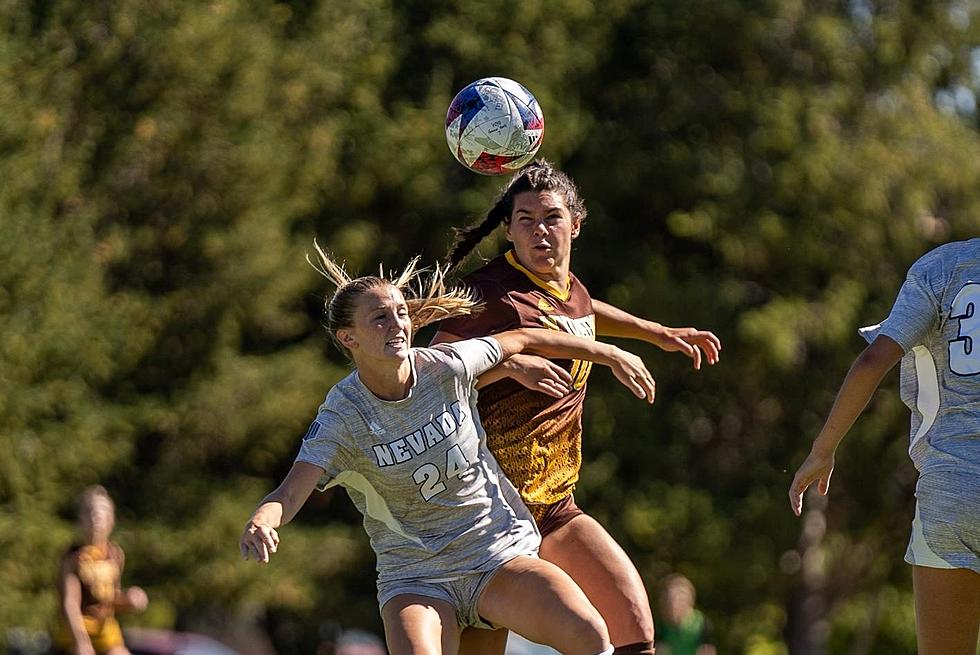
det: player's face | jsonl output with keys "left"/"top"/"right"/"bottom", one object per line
{"left": 80, "top": 497, "right": 114, "bottom": 542}
{"left": 663, "top": 584, "right": 695, "bottom": 623}
{"left": 339, "top": 285, "right": 413, "bottom": 365}
{"left": 505, "top": 190, "right": 581, "bottom": 282}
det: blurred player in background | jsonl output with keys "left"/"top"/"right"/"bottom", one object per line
{"left": 435, "top": 160, "right": 721, "bottom": 655}
{"left": 53, "top": 485, "right": 148, "bottom": 655}
{"left": 240, "top": 246, "right": 658, "bottom": 655}
{"left": 790, "top": 239, "right": 980, "bottom": 655}
{"left": 654, "top": 574, "right": 715, "bottom": 655}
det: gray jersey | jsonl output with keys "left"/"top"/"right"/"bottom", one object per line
{"left": 861, "top": 239, "right": 980, "bottom": 476}
{"left": 296, "top": 337, "right": 540, "bottom": 585}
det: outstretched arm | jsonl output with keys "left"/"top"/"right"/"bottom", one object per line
{"left": 432, "top": 329, "right": 574, "bottom": 398}
{"left": 593, "top": 299, "right": 721, "bottom": 370}
{"left": 788, "top": 335, "right": 904, "bottom": 516}
{"left": 241, "top": 461, "right": 324, "bottom": 563}
{"left": 491, "top": 329, "right": 656, "bottom": 403}
{"left": 109, "top": 548, "right": 148, "bottom": 613}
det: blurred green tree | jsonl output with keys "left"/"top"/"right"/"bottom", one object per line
{"left": 2, "top": 1, "right": 979, "bottom": 653}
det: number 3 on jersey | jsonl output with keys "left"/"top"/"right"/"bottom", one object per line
{"left": 412, "top": 445, "right": 471, "bottom": 501}
{"left": 949, "top": 282, "right": 980, "bottom": 375}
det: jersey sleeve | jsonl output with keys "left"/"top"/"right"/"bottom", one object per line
{"left": 295, "top": 409, "right": 351, "bottom": 486}
{"left": 436, "top": 279, "right": 520, "bottom": 338}
{"left": 431, "top": 337, "right": 505, "bottom": 383}
{"left": 875, "top": 266, "right": 941, "bottom": 352}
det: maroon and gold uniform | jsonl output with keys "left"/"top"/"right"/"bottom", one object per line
{"left": 53, "top": 542, "right": 125, "bottom": 654}
{"left": 439, "top": 251, "right": 595, "bottom": 520}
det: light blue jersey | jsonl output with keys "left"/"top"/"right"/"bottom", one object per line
{"left": 861, "top": 239, "right": 980, "bottom": 571}
{"left": 861, "top": 238, "right": 980, "bottom": 476}
{"left": 296, "top": 337, "right": 539, "bottom": 586}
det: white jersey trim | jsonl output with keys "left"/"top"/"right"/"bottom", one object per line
{"left": 327, "top": 470, "right": 425, "bottom": 547}
{"left": 908, "top": 502, "right": 955, "bottom": 569}
{"left": 909, "top": 345, "right": 940, "bottom": 453}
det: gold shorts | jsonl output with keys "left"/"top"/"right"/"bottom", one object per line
{"left": 53, "top": 615, "right": 124, "bottom": 654}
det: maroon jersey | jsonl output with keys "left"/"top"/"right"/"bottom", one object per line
{"left": 61, "top": 542, "right": 123, "bottom": 621}
{"left": 438, "top": 251, "right": 595, "bottom": 512}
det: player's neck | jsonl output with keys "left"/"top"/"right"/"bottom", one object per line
{"left": 532, "top": 262, "right": 571, "bottom": 296}
{"left": 546, "top": 264, "right": 571, "bottom": 289}
{"left": 356, "top": 357, "right": 414, "bottom": 401}
{"left": 83, "top": 533, "right": 110, "bottom": 548}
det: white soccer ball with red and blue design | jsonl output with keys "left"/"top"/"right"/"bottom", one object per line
{"left": 445, "top": 77, "right": 545, "bottom": 175}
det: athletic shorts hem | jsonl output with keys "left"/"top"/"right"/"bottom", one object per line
{"left": 531, "top": 493, "right": 586, "bottom": 538}
{"left": 905, "top": 473, "right": 980, "bottom": 573}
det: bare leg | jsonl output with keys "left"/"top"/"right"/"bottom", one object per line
{"left": 913, "top": 566, "right": 980, "bottom": 655}
{"left": 540, "top": 514, "right": 655, "bottom": 647}
{"left": 381, "top": 594, "right": 460, "bottom": 655}
{"left": 477, "top": 555, "right": 610, "bottom": 655}
{"left": 458, "top": 626, "right": 508, "bottom": 655}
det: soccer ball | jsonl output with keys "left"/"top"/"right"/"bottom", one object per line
{"left": 445, "top": 77, "right": 545, "bottom": 175}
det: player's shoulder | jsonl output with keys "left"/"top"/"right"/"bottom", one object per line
{"left": 910, "top": 239, "right": 980, "bottom": 275}
{"left": 61, "top": 542, "right": 83, "bottom": 564}
{"left": 108, "top": 541, "right": 125, "bottom": 562}
{"left": 567, "top": 268, "right": 592, "bottom": 299}
{"left": 412, "top": 343, "right": 462, "bottom": 366}
{"left": 461, "top": 256, "right": 515, "bottom": 297}
{"left": 319, "top": 372, "right": 361, "bottom": 413}
{"left": 417, "top": 339, "right": 499, "bottom": 366}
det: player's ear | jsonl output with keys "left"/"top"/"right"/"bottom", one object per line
{"left": 336, "top": 329, "right": 357, "bottom": 350}
{"left": 503, "top": 219, "right": 514, "bottom": 243}
{"left": 570, "top": 216, "right": 582, "bottom": 239}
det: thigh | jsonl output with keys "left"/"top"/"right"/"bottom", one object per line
{"left": 540, "top": 513, "right": 654, "bottom": 644}
{"left": 92, "top": 617, "right": 126, "bottom": 655}
{"left": 913, "top": 566, "right": 980, "bottom": 655}
{"left": 476, "top": 555, "right": 609, "bottom": 655}
{"left": 458, "top": 626, "right": 508, "bottom": 655}
{"left": 381, "top": 594, "right": 460, "bottom": 655}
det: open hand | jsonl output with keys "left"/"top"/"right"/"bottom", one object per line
{"left": 610, "top": 349, "right": 656, "bottom": 403}
{"left": 788, "top": 449, "right": 835, "bottom": 517}
{"left": 654, "top": 327, "right": 721, "bottom": 370}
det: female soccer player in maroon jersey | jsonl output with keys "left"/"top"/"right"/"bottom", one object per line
{"left": 434, "top": 160, "right": 721, "bottom": 655}
{"left": 53, "top": 486, "right": 148, "bottom": 655}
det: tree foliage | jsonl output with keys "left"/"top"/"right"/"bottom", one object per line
{"left": 3, "top": 1, "right": 979, "bottom": 653}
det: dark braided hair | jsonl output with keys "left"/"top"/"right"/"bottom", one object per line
{"left": 444, "top": 159, "right": 587, "bottom": 273}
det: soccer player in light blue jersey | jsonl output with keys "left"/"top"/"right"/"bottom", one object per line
{"left": 240, "top": 245, "right": 656, "bottom": 655}
{"left": 790, "top": 239, "right": 980, "bottom": 655}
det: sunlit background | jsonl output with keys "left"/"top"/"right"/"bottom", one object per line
{"left": 3, "top": 1, "right": 980, "bottom": 653}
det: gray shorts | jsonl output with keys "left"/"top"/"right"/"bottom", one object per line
{"left": 377, "top": 561, "right": 519, "bottom": 630}
{"left": 905, "top": 470, "right": 980, "bottom": 573}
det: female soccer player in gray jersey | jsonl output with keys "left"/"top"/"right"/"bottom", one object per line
{"left": 240, "top": 245, "right": 656, "bottom": 655}
{"left": 790, "top": 239, "right": 980, "bottom": 655}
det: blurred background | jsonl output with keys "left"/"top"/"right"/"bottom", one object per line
{"left": 3, "top": 1, "right": 980, "bottom": 653}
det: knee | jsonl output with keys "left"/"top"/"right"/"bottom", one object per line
{"left": 634, "top": 609, "right": 655, "bottom": 643}
{"left": 621, "top": 593, "right": 655, "bottom": 643}
{"left": 568, "top": 607, "right": 611, "bottom": 654}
